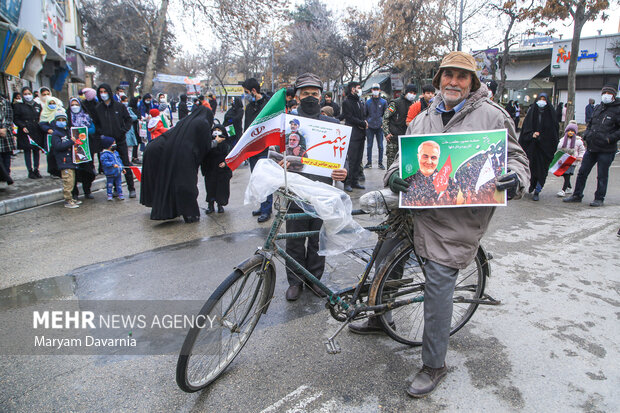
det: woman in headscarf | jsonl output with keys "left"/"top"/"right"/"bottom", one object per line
{"left": 178, "top": 94, "right": 189, "bottom": 121}
{"left": 223, "top": 96, "right": 244, "bottom": 147}
{"left": 13, "top": 87, "right": 44, "bottom": 178}
{"left": 39, "top": 96, "right": 64, "bottom": 123}
{"left": 140, "top": 105, "right": 214, "bottom": 223}
{"left": 519, "top": 93, "right": 559, "bottom": 201}
{"left": 129, "top": 96, "right": 141, "bottom": 163}
{"left": 201, "top": 123, "right": 233, "bottom": 214}
{"left": 67, "top": 97, "right": 97, "bottom": 199}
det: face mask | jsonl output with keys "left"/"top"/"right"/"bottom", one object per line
{"left": 299, "top": 96, "right": 320, "bottom": 117}
{"left": 70, "top": 105, "right": 81, "bottom": 113}
{"left": 536, "top": 100, "right": 547, "bottom": 108}
{"left": 15, "top": 99, "right": 22, "bottom": 104}
{"left": 372, "top": 90, "right": 380, "bottom": 97}
{"left": 119, "top": 92, "right": 125, "bottom": 97}
{"left": 145, "top": 100, "right": 151, "bottom": 104}
{"left": 212, "top": 130, "right": 223, "bottom": 137}
{"left": 100, "top": 93, "right": 109, "bottom": 101}
{"left": 110, "top": 144, "right": 117, "bottom": 151}
{"left": 56, "top": 121, "right": 67, "bottom": 128}
{"left": 122, "top": 102, "right": 129, "bottom": 107}
{"left": 24, "top": 94, "right": 33, "bottom": 102}
{"left": 48, "top": 104, "right": 57, "bottom": 110}
{"left": 487, "top": 91, "right": 493, "bottom": 98}
{"left": 160, "top": 98, "right": 165, "bottom": 103}
{"left": 405, "top": 93, "right": 415, "bottom": 102}
{"left": 356, "top": 89, "right": 362, "bottom": 97}
{"left": 601, "top": 94, "right": 613, "bottom": 104}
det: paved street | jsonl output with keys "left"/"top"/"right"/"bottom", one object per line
{"left": 0, "top": 152, "right": 619, "bottom": 412}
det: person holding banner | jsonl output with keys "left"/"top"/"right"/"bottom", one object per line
{"left": 281, "top": 73, "right": 348, "bottom": 301}
{"left": 49, "top": 111, "right": 80, "bottom": 209}
{"left": 68, "top": 98, "right": 97, "bottom": 200}
{"left": 349, "top": 51, "right": 529, "bottom": 398}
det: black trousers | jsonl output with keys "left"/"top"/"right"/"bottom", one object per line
{"left": 345, "top": 137, "right": 365, "bottom": 186}
{"left": 115, "top": 140, "right": 135, "bottom": 191}
{"left": 285, "top": 204, "right": 325, "bottom": 287}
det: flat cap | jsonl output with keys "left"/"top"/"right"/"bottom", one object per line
{"left": 294, "top": 72, "right": 323, "bottom": 92}
{"left": 432, "top": 51, "right": 481, "bottom": 92}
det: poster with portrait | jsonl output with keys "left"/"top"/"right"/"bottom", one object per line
{"left": 399, "top": 129, "right": 508, "bottom": 209}
{"left": 70, "top": 127, "right": 92, "bottom": 164}
{"left": 283, "top": 114, "right": 352, "bottom": 177}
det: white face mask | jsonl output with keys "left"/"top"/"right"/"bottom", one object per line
{"left": 372, "top": 90, "right": 380, "bottom": 97}
{"left": 23, "top": 94, "right": 33, "bottom": 102}
{"left": 487, "top": 91, "right": 493, "bottom": 98}
{"left": 356, "top": 89, "right": 362, "bottom": 97}
{"left": 119, "top": 92, "right": 126, "bottom": 97}
{"left": 405, "top": 93, "right": 415, "bottom": 102}
{"left": 536, "top": 100, "right": 547, "bottom": 108}
{"left": 160, "top": 98, "right": 166, "bottom": 103}
{"left": 601, "top": 94, "right": 614, "bottom": 104}
{"left": 15, "top": 99, "right": 23, "bottom": 104}
{"left": 70, "top": 105, "right": 81, "bottom": 113}
{"left": 212, "top": 130, "right": 222, "bottom": 137}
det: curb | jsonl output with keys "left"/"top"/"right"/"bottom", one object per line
{"left": 0, "top": 177, "right": 107, "bottom": 215}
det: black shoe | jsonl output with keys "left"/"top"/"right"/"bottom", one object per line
{"left": 183, "top": 215, "right": 200, "bottom": 223}
{"left": 358, "top": 174, "right": 366, "bottom": 182}
{"left": 308, "top": 282, "right": 327, "bottom": 298}
{"left": 589, "top": 199, "right": 604, "bottom": 207}
{"left": 251, "top": 209, "right": 261, "bottom": 216}
{"left": 285, "top": 284, "right": 303, "bottom": 301}
{"left": 84, "top": 193, "right": 94, "bottom": 199}
{"left": 257, "top": 213, "right": 271, "bottom": 223}
{"left": 129, "top": 190, "right": 136, "bottom": 198}
{"left": 217, "top": 205, "right": 224, "bottom": 213}
{"left": 348, "top": 317, "right": 394, "bottom": 335}
{"left": 344, "top": 185, "right": 353, "bottom": 192}
{"left": 352, "top": 183, "right": 366, "bottom": 190}
{"left": 364, "top": 163, "right": 372, "bottom": 169}
{"left": 563, "top": 195, "right": 582, "bottom": 203}
{"left": 33, "top": 169, "right": 42, "bottom": 178}
{"left": 113, "top": 190, "right": 118, "bottom": 198}
{"left": 407, "top": 364, "right": 448, "bottom": 398}
{"left": 532, "top": 192, "right": 539, "bottom": 201}
{"left": 28, "top": 170, "right": 36, "bottom": 179}
{"left": 617, "top": 228, "right": 620, "bottom": 238}
{"left": 378, "top": 164, "right": 385, "bottom": 170}
{"left": 205, "top": 202, "right": 215, "bottom": 214}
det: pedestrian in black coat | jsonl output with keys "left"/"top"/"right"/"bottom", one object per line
{"left": 341, "top": 81, "right": 367, "bottom": 191}
{"left": 519, "top": 93, "right": 559, "bottom": 199}
{"left": 178, "top": 94, "right": 189, "bottom": 121}
{"left": 223, "top": 97, "right": 244, "bottom": 147}
{"left": 93, "top": 83, "right": 136, "bottom": 196}
{"left": 202, "top": 124, "right": 232, "bottom": 213}
{"left": 13, "top": 87, "right": 44, "bottom": 178}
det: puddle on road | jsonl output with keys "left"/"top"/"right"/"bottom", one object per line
{"left": 0, "top": 275, "right": 76, "bottom": 310}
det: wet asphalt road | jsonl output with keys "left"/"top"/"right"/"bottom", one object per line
{"left": 0, "top": 155, "right": 619, "bottom": 412}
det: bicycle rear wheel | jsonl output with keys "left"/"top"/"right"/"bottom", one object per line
{"left": 371, "top": 240, "right": 488, "bottom": 346}
{"left": 176, "top": 255, "right": 274, "bottom": 392}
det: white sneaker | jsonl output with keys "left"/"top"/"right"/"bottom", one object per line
{"left": 64, "top": 200, "right": 80, "bottom": 209}
{"left": 556, "top": 190, "right": 565, "bottom": 197}
{"left": 565, "top": 188, "right": 572, "bottom": 194}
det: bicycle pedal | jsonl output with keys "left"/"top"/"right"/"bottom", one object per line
{"left": 324, "top": 338, "right": 341, "bottom": 354}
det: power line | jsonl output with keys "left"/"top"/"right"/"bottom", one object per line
{"left": 66, "top": 47, "right": 144, "bottom": 74}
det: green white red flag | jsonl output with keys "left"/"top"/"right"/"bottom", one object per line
{"left": 225, "top": 88, "right": 286, "bottom": 171}
{"left": 549, "top": 150, "right": 576, "bottom": 176}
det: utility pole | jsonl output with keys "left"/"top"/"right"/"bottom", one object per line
{"left": 271, "top": 43, "right": 275, "bottom": 93}
{"left": 457, "top": 0, "right": 464, "bottom": 51}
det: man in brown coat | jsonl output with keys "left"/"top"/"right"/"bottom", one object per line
{"left": 349, "top": 51, "right": 530, "bottom": 398}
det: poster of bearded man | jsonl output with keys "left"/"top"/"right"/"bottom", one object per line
{"left": 399, "top": 129, "right": 508, "bottom": 208}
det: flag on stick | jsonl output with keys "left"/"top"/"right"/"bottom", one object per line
{"left": 28, "top": 136, "right": 48, "bottom": 154}
{"left": 549, "top": 150, "right": 576, "bottom": 177}
{"left": 124, "top": 166, "right": 142, "bottom": 182}
{"left": 225, "top": 88, "right": 286, "bottom": 171}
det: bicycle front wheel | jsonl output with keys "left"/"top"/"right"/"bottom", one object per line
{"left": 176, "top": 255, "right": 274, "bottom": 392}
{"left": 371, "top": 240, "right": 488, "bottom": 346}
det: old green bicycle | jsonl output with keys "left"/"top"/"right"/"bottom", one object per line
{"left": 176, "top": 188, "right": 499, "bottom": 392}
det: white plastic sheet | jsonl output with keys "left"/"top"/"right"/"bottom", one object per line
{"left": 359, "top": 188, "right": 400, "bottom": 216}
{"left": 245, "top": 159, "right": 369, "bottom": 255}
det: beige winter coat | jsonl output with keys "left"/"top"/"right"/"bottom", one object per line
{"left": 385, "top": 84, "right": 530, "bottom": 269}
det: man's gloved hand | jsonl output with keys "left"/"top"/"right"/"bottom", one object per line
{"left": 495, "top": 171, "right": 519, "bottom": 200}
{"left": 388, "top": 171, "right": 410, "bottom": 193}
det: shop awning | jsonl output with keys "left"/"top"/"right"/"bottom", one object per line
{"left": 0, "top": 23, "right": 46, "bottom": 81}
{"left": 363, "top": 73, "right": 391, "bottom": 92}
{"left": 501, "top": 60, "right": 549, "bottom": 89}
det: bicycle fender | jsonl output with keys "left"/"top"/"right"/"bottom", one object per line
{"left": 234, "top": 254, "right": 276, "bottom": 315}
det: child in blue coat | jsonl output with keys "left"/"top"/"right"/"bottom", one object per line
{"left": 100, "top": 135, "right": 126, "bottom": 201}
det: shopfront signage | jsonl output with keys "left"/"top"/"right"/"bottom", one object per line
{"left": 551, "top": 34, "right": 620, "bottom": 76}
{"left": 577, "top": 50, "right": 598, "bottom": 62}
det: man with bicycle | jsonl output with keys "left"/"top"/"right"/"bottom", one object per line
{"left": 349, "top": 52, "right": 530, "bottom": 398}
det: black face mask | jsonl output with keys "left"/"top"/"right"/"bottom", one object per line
{"left": 299, "top": 96, "right": 320, "bottom": 117}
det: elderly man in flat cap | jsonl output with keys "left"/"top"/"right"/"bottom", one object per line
{"left": 349, "top": 51, "right": 530, "bottom": 398}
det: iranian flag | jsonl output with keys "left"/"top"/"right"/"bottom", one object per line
{"left": 225, "top": 88, "right": 286, "bottom": 170}
{"left": 549, "top": 150, "right": 576, "bottom": 176}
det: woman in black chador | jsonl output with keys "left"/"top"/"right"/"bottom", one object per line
{"left": 519, "top": 93, "right": 559, "bottom": 201}
{"left": 140, "top": 105, "right": 213, "bottom": 222}
{"left": 201, "top": 124, "right": 232, "bottom": 214}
